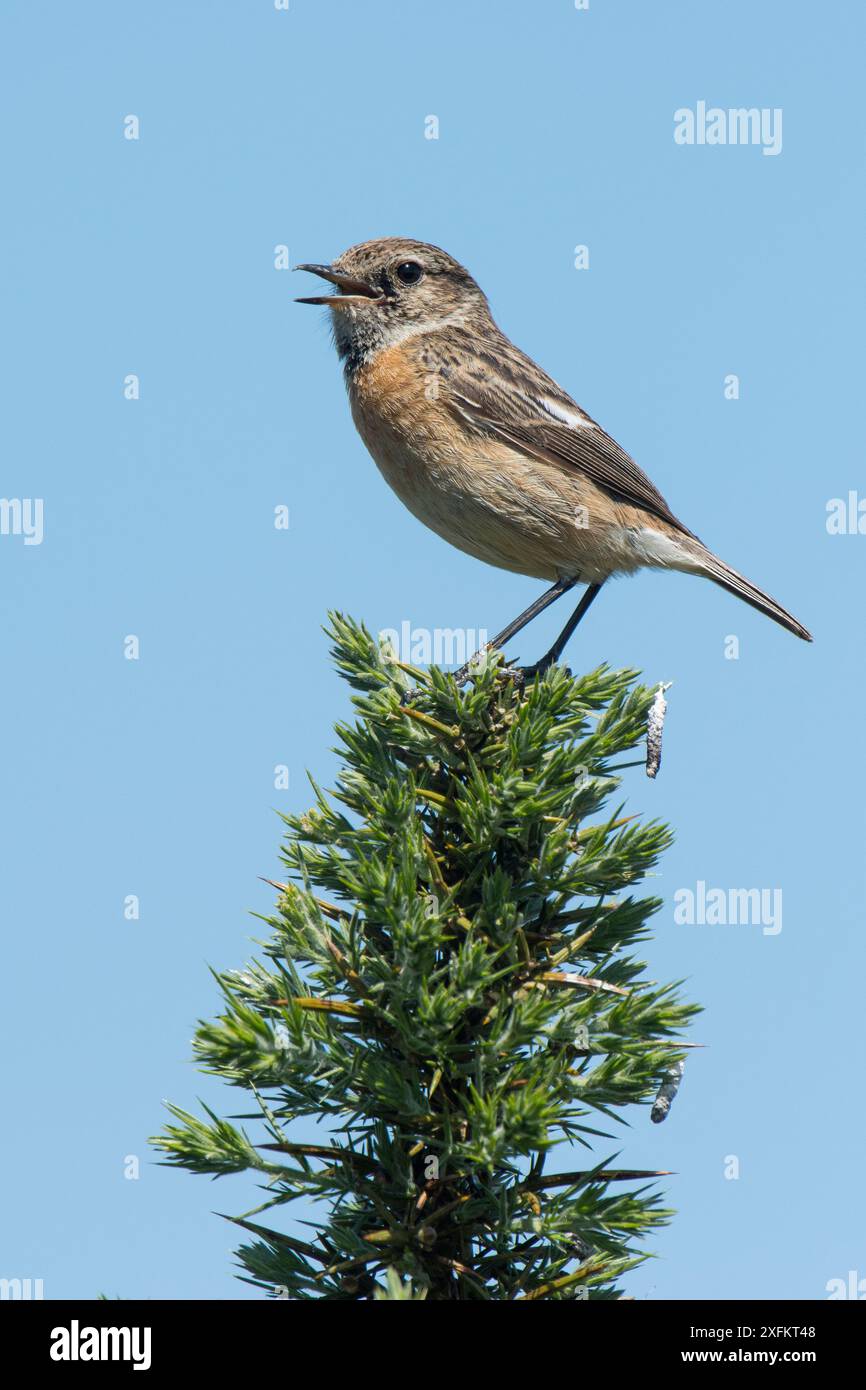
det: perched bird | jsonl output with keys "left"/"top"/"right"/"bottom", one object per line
{"left": 297, "top": 238, "right": 812, "bottom": 675}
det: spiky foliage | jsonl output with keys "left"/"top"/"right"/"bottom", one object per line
{"left": 153, "top": 614, "right": 697, "bottom": 1300}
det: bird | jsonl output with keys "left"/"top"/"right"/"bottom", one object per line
{"left": 296, "top": 237, "right": 812, "bottom": 677}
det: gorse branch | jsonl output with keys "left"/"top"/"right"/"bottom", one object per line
{"left": 153, "top": 613, "right": 697, "bottom": 1300}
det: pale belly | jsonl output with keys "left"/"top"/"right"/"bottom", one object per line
{"left": 350, "top": 397, "right": 649, "bottom": 584}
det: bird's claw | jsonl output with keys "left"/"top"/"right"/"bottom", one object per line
{"left": 508, "top": 656, "right": 569, "bottom": 685}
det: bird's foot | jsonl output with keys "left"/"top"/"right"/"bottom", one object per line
{"left": 509, "top": 653, "right": 569, "bottom": 686}
{"left": 451, "top": 646, "right": 498, "bottom": 688}
{"left": 450, "top": 650, "right": 568, "bottom": 692}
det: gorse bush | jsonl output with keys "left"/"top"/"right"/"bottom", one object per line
{"left": 154, "top": 614, "right": 696, "bottom": 1300}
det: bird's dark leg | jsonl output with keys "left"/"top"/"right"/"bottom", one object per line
{"left": 518, "top": 581, "right": 604, "bottom": 681}
{"left": 451, "top": 576, "right": 578, "bottom": 685}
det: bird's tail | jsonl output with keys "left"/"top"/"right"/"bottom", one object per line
{"left": 695, "top": 548, "right": 812, "bottom": 642}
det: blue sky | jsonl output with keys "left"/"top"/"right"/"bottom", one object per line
{"left": 1, "top": 0, "right": 863, "bottom": 1300}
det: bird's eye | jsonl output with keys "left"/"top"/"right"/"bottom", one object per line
{"left": 395, "top": 261, "right": 424, "bottom": 286}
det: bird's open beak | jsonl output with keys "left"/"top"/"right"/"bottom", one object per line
{"left": 294, "top": 263, "right": 384, "bottom": 307}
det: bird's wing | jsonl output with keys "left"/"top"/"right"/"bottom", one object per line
{"left": 437, "top": 327, "right": 698, "bottom": 541}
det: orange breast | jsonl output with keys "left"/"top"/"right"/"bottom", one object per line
{"left": 350, "top": 342, "right": 436, "bottom": 443}
{"left": 343, "top": 341, "right": 620, "bottom": 584}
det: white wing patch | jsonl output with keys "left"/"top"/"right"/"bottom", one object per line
{"left": 538, "top": 396, "right": 595, "bottom": 429}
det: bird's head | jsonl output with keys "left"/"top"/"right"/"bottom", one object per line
{"left": 295, "top": 237, "right": 490, "bottom": 364}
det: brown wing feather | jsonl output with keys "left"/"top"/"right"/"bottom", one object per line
{"left": 435, "top": 326, "right": 699, "bottom": 542}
